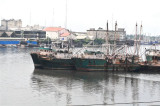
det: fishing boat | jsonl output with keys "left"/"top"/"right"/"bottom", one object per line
{"left": 72, "top": 22, "right": 141, "bottom": 72}
{"left": 72, "top": 50, "right": 107, "bottom": 71}
{"left": 30, "top": 46, "right": 75, "bottom": 70}
{"left": 72, "top": 52, "right": 140, "bottom": 72}
{"left": 72, "top": 44, "right": 141, "bottom": 72}
{"left": 139, "top": 46, "right": 160, "bottom": 72}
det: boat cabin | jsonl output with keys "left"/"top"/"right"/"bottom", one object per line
{"left": 39, "top": 47, "right": 56, "bottom": 56}
{"left": 145, "top": 49, "right": 160, "bottom": 62}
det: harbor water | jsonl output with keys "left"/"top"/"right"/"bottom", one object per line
{"left": 0, "top": 46, "right": 160, "bottom": 106}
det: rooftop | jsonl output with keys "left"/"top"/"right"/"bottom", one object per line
{"left": 60, "top": 32, "right": 70, "bottom": 37}
{"left": 43, "top": 27, "right": 64, "bottom": 32}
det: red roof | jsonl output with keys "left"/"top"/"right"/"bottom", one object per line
{"left": 60, "top": 32, "right": 70, "bottom": 37}
{"left": 43, "top": 27, "right": 64, "bottom": 32}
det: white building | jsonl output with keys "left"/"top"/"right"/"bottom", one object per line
{"left": 43, "top": 27, "right": 70, "bottom": 41}
{"left": 71, "top": 32, "right": 94, "bottom": 40}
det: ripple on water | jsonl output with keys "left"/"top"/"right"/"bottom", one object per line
{"left": 0, "top": 47, "right": 160, "bottom": 106}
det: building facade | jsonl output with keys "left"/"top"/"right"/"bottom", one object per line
{"left": 43, "top": 27, "right": 70, "bottom": 41}
{"left": 0, "top": 30, "right": 46, "bottom": 40}
{"left": 1, "top": 19, "right": 22, "bottom": 30}
{"left": 87, "top": 27, "right": 126, "bottom": 41}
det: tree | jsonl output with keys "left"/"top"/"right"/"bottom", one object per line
{"left": 94, "top": 38, "right": 105, "bottom": 45}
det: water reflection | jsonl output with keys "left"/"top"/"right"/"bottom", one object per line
{"left": 1, "top": 47, "right": 160, "bottom": 106}
{"left": 31, "top": 69, "right": 160, "bottom": 105}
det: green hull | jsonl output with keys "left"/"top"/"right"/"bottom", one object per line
{"left": 30, "top": 53, "right": 75, "bottom": 70}
{"left": 31, "top": 53, "right": 140, "bottom": 72}
{"left": 72, "top": 58, "right": 140, "bottom": 72}
{"left": 40, "top": 58, "right": 75, "bottom": 70}
{"left": 140, "top": 65, "right": 160, "bottom": 72}
{"left": 30, "top": 53, "right": 42, "bottom": 68}
{"left": 141, "top": 55, "right": 160, "bottom": 72}
{"left": 72, "top": 58, "right": 107, "bottom": 71}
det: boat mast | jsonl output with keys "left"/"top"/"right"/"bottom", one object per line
{"left": 106, "top": 20, "right": 109, "bottom": 55}
{"left": 114, "top": 21, "right": 117, "bottom": 54}
{"left": 134, "top": 23, "right": 138, "bottom": 55}
{"left": 137, "top": 23, "right": 142, "bottom": 56}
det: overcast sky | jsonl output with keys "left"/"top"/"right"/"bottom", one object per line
{"left": 0, "top": 0, "right": 160, "bottom": 35}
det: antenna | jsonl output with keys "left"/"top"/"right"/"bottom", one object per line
{"left": 112, "top": 14, "right": 113, "bottom": 30}
{"left": 53, "top": 8, "right": 54, "bottom": 27}
{"left": 45, "top": 18, "right": 46, "bottom": 27}
{"left": 65, "top": 0, "right": 68, "bottom": 29}
{"left": 30, "top": 9, "right": 31, "bottom": 26}
{"left": 0, "top": 17, "right": 1, "bottom": 25}
{"left": 107, "top": 20, "right": 108, "bottom": 31}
